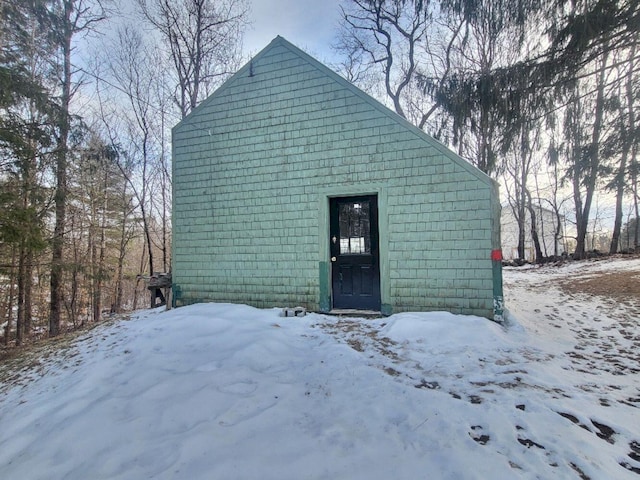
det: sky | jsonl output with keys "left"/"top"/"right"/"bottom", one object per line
{"left": 244, "top": 0, "right": 343, "bottom": 63}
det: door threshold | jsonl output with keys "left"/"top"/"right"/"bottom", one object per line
{"left": 329, "top": 309, "right": 382, "bottom": 318}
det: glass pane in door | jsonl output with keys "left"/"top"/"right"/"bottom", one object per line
{"left": 338, "top": 201, "right": 371, "bottom": 254}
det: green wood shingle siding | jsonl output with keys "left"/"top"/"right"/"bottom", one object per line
{"left": 172, "top": 37, "right": 502, "bottom": 318}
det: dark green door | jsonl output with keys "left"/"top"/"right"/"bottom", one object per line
{"left": 330, "top": 195, "right": 381, "bottom": 310}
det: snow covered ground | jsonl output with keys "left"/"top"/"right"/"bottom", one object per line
{"left": 1, "top": 257, "right": 639, "bottom": 479}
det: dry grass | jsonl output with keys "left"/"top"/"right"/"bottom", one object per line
{"left": 0, "top": 314, "right": 131, "bottom": 387}
{"left": 559, "top": 269, "right": 640, "bottom": 305}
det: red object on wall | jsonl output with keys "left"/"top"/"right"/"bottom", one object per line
{"left": 491, "top": 249, "right": 503, "bottom": 261}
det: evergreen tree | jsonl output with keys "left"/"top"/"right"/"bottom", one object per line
{"left": 0, "top": 0, "right": 56, "bottom": 343}
{"left": 432, "top": 0, "right": 639, "bottom": 257}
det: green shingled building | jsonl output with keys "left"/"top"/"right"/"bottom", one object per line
{"left": 172, "top": 36, "right": 503, "bottom": 320}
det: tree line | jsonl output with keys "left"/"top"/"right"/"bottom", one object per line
{"left": 1, "top": 0, "right": 638, "bottom": 345}
{"left": 334, "top": 0, "right": 640, "bottom": 261}
{"left": 0, "top": 0, "right": 248, "bottom": 345}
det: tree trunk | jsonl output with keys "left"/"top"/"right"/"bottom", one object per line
{"left": 24, "top": 250, "right": 33, "bottom": 336}
{"left": 16, "top": 247, "right": 26, "bottom": 345}
{"left": 69, "top": 262, "right": 79, "bottom": 329}
{"left": 573, "top": 50, "right": 609, "bottom": 259}
{"left": 517, "top": 154, "right": 528, "bottom": 260}
{"left": 4, "top": 248, "right": 17, "bottom": 345}
{"left": 534, "top": 176, "right": 549, "bottom": 257}
{"left": 140, "top": 135, "right": 154, "bottom": 278}
{"left": 89, "top": 191, "right": 97, "bottom": 324}
{"left": 517, "top": 203, "right": 526, "bottom": 260}
{"left": 16, "top": 239, "right": 35, "bottom": 343}
{"left": 633, "top": 186, "right": 640, "bottom": 252}
{"left": 610, "top": 42, "right": 636, "bottom": 254}
{"left": 19, "top": 163, "right": 34, "bottom": 342}
{"left": 573, "top": 167, "right": 586, "bottom": 258}
{"left": 94, "top": 167, "right": 108, "bottom": 322}
{"left": 554, "top": 207, "right": 563, "bottom": 256}
{"left": 526, "top": 190, "right": 544, "bottom": 263}
{"left": 133, "top": 240, "right": 148, "bottom": 310}
{"left": 114, "top": 193, "right": 127, "bottom": 313}
{"left": 113, "top": 173, "right": 131, "bottom": 314}
{"left": 548, "top": 158, "right": 564, "bottom": 257}
{"left": 161, "top": 160, "right": 168, "bottom": 272}
{"left": 114, "top": 253, "right": 124, "bottom": 313}
{"left": 91, "top": 241, "right": 99, "bottom": 323}
{"left": 50, "top": 2, "right": 73, "bottom": 337}
{"left": 610, "top": 150, "right": 627, "bottom": 254}
{"left": 140, "top": 198, "right": 154, "bottom": 277}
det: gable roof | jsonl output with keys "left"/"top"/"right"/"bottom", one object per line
{"left": 173, "top": 35, "right": 495, "bottom": 187}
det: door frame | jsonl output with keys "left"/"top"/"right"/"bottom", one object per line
{"left": 329, "top": 195, "right": 380, "bottom": 310}
{"left": 317, "top": 184, "right": 391, "bottom": 314}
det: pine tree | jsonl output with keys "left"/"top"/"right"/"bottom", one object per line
{"left": 0, "top": 0, "right": 55, "bottom": 344}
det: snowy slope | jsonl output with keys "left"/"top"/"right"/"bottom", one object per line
{"left": 1, "top": 259, "right": 639, "bottom": 479}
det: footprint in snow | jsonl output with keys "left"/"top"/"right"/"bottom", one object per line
{"left": 556, "top": 411, "right": 618, "bottom": 444}
{"left": 517, "top": 437, "right": 545, "bottom": 449}
{"left": 590, "top": 419, "right": 617, "bottom": 444}
{"left": 620, "top": 441, "right": 640, "bottom": 476}
{"left": 469, "top": 425, "right": 490, "bottom": 445}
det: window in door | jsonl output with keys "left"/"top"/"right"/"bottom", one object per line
{"left": 338, "top": 201, "right": 371, "bottom": 255}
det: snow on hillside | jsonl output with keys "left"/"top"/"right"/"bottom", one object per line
{"left": 0, "top": 258, "right": 639, "bottom": 479}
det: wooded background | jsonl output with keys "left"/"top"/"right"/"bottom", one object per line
{"left": 1, "top": 0, "right": 638, "bottom": 345}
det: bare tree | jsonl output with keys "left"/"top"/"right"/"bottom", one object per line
{"left": 111, "top": 157, "right": 137, "bottom": 313}
{"left": 79, "top": 136, "right": 119, "bottom": 323}
{"left": 149, "top": 69, "right": 173, "bottom": 274}
{"left": 49, "top": 0, "right": 107, "bottom": 336}
{"left": 565, "top": 48, "right": 613, "bottom": 259}
{"left": 542, "top": 131, "right": 575, "bottom": 257}
{"left": 335, "top": 0, "right": 462, "bottom": 132}
{"left": 94, "top": 25, "right": 174, "bottom": 312}
{"left": 109, "top": 27, "right": 159, "bottom": 276}
{"left": 504, "top": 140, "right": 534, "bottom": 260}
{"left": 137, "top": 0, "right": 248, "bottom": 118}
